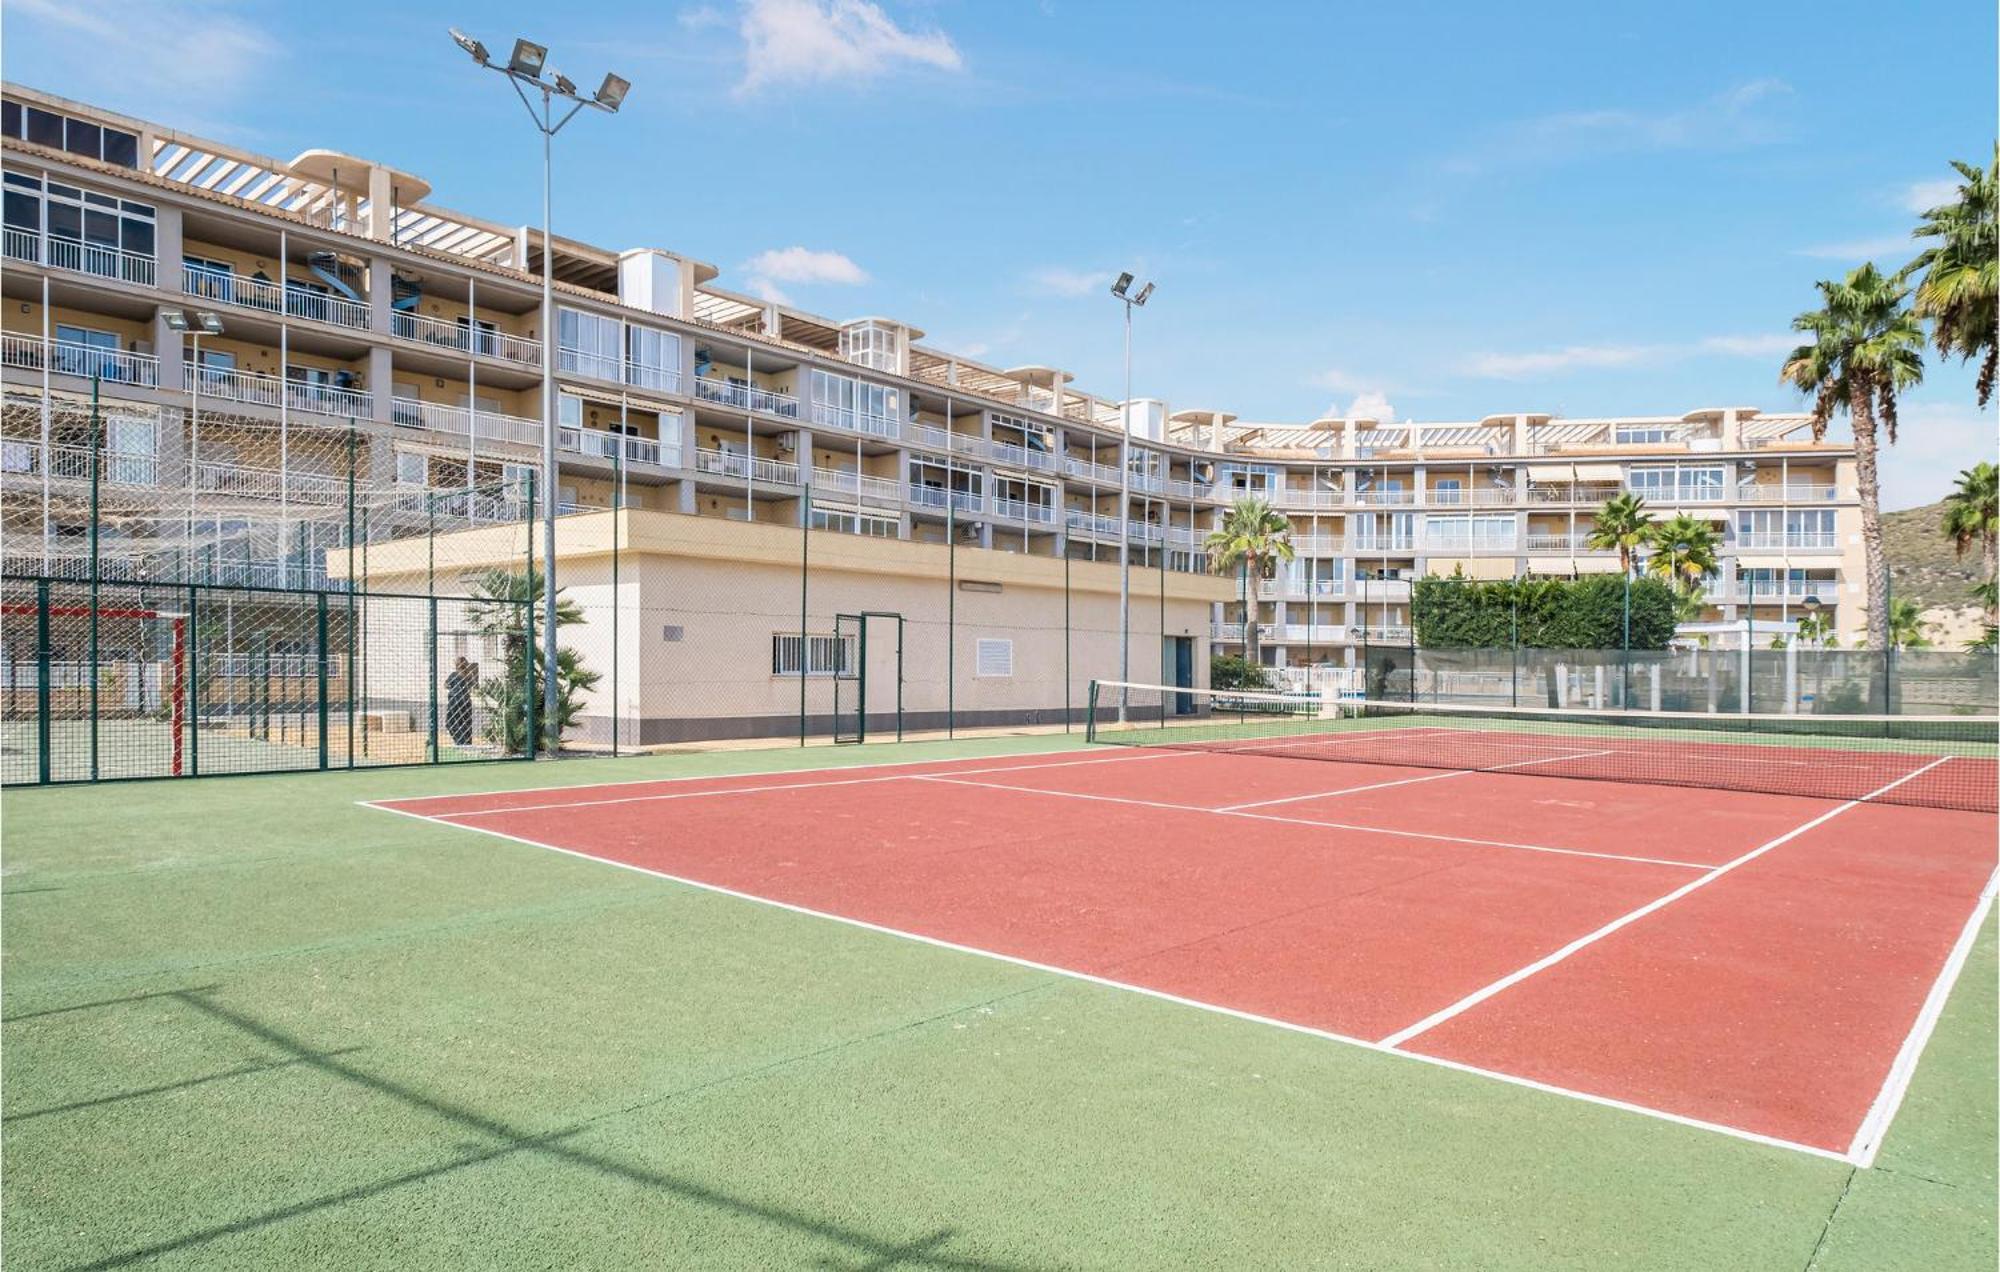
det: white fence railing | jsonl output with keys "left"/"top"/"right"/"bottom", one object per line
{"left": 395, "top": 311, "right": 544, "bottom": 365}
{"left": 185, "top": 265, "right": 371, "bottom": 330}
{"left": 811, "top": 467, "right": 903, "bottom": 506}
{"left": 807, "top": 400, "right": 896, "bottom": 438}
{"left": 1, "top": 334, "right": 160, "bottom": 386}
{"left": 389, "top": 398, "right": 543, "bottom": 447}
{"left": 696, "top": 376, "right": 802, "bottom": 420}
{"left": 17, "top": 233, "right": 159, "bottom": 287}
{"left": 694, "top": 447, "right": 799, "bottom": 485}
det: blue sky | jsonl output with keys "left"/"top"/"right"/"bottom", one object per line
{"left": 4, "top": 0, "right": 1993, "bottom": 507}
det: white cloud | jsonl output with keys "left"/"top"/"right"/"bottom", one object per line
{"left": 1793, "top": 236, "right": 1913, "bottom": 262}
{"left": 5, "top": 0, "right": 276, "bottom": 129}
{"left": 679, "top": 5, "right": 729, "bottom": 30}
{"left": 1462, "top": 334, "right": 1793, "bottom": 379}
{"left": 1308, "top": 368, "right": 1373, "bottom": 393}
{"left": 1025, "top": 266, "right": 1114, "bottom": 298}
{"left": 1901, "top": 177, "right": 1962, "bottom": 214}
{"left": 1443, "top": 78, "right": 1791, "bottom": 176}
{"left": 745, "top": 246, "right": 869, "bottom": 285}
{"left": 745, "top": 278, "right": 795, "bottom": 306}
{"left": 736, "top": 0, "right": 962, "bottom": 96}
{"left": 1340, "top": 391, "right": 1398, "bottom": 424}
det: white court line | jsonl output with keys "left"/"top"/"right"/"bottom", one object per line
{"left": 913, "top": 774, "right": 1710, "bottom": 871}
{"left": 1376, "top": 756, "right": 1955, "bottom": 1050}
{"left": 1217, "top": 750, "right": 1618, "bottom": 811}
{"left": 361, "top": 798, "right": 1851, "bottom": 1164}
{"left": 1847, "top": 865, "right": 2000, "bottom": 1167}
{"left": 397, "top": 748, "right": 1203, "bottom": 819}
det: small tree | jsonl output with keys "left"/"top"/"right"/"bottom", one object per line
{"left": 1645, "top": 514, "right": 1722, "bottom": 596}
{"left": 466, "top": 567, "right": 601, "bottom": 754}
{"left": 1941, "top": 461, "right": 1998, "bottom": 622}
{"left": 1586, "top": 493, "right": 1655, "bottom": 575}
{"left": 1205, "top": 497, "right": 1295, "bottom": 668}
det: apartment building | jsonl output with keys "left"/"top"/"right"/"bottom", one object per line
{"left": 0, "top": 84, "right": 1863, "bottom": 704}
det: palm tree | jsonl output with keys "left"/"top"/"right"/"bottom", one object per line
{"left": 1903, "top": 151, "right": 1997, "bottom": 405}
{"left": 1206, "top": 497, "right": 1295, "bottom": 668}
{"left": 1780, "top": 263, "right": 1926, "bottom": 652}
{"left": 466, "top": 567, "right": 599, "bottom": 754}
{"left": 1886, "top": 598, "right": 1932, "bottom": 650}
{"left": 1644, "top": 514, "right": 1722, "bottom": 595}
{"left": 1941, "top": 461, "right": 1998, "bottom": 621}
{"left": 1794, "top": 611, "right": 1837, "bottom": 649}
{"left": 1586, "top": 493, "right": 1655, "bottom": 575}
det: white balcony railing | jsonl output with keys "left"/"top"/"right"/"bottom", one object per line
{"left": 186, "top": 265, "right": 370, "bottom": 330}
{"left": 559, "top": 425, "right": 667, "bottom": 468}
{"left": 908, "top": 423, "right": 994, "bottom": 459}
{"left": 696, "top": 376, "right": 803, "bottom": 420}
{"left": 1422, "top": 536, "right": 1518, "bottom": 554}
{"left": 909, "top": 485, "right": 984, "bottom": 515}
{"left": 1735, "top": 532, "right": 1841, "bottom": 551}
{"left": 557, "top": 347, "right": 625, "bottom": 382}
{"left": 1426, "top": 487, "right": 1518, "bottom": 507}
{"left": 1353, "top": 579, "right": 1413, "bottom": 601}
{"left": 14, "top": 233, "right": 158, "bottom": 287}
{"left": 1274, "top": 488, "right": 1347, "bottom": 509}
{"left": 1733, "top": 484, "right": 1842, "bottom": 503}
{"left": 989, "top": 439, "right": 1058, "bottom": 472}
{"left": 1353, "top": 625, "right": 1413, "bottom": 643}
{"left": 1271, "top": 624, "right": 1348, "bottom": 643}
{"left": 812, "top": 467, "right": 903, "bottom": 506}
{"left": 1528, "top": 484, "right": 1623, "bottom": 504}
{"left": 807, "top": 399, "right": 896, "bottom": 437}
{"left": 394, "top": 311, "right": 545, "bottom": 366}
{"left": 1350, "top": 538, "right": 1417, "bottom": 554}
{"left": 189, "top": 366, "right": 371, "bottom": 420}
{"left": 1523, "top": 533, "right": 1614, "bottom": 554}
{"left": 1065, "top": 510, "right": 1124, "bottom": 539}
{"left": 623, "top": 363, "right": 681, "bottom": 394}
{"left": 1211, "top": 622, "right": 1247, "bottom": 641}
{"left": 2, "top": 333, "right": 160, "bottom": 386}
{"left": 992, "top": 496, "right": 1058, "bottom": 525}
{"left": 1289, "top": 535, "right": 1344, "bottom": 555}
{"left": 694, "top": 447, "right": 799, "bottom": 485}
{"left": 1, "top": 439, "right": 159, "bottom": 487}
{"left": 1063, "top": 456, "right": 1124, "bottom": 485}
{"left": 389, "top": 397, "right": 543, "bottom": 447}
{"left": 193, "top": 459, "right": 345, "bottom": 505}
{"left": 1353, "top": 489, "right": 1417, "bottom": 506}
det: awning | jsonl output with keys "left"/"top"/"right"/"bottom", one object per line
{"left": 1526, "top": 462, "right": 1623, "bottom": 481}
{"left": 1735, "top": 555, "right": 1793, "bottom": 569}
{"left": 1425, "top": 557, "right": 1515, "bottom": 580}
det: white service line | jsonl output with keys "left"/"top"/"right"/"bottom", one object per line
{"left": 913, "top": 774, "right": 1710, "bottom": 870}
{"left": 1375, "top": 756, "right": 1956, "bottom": 1050}
{"left": 1216, "top": 749, "right": 1618, "bottom": 811}
{"left": 362, "top": 798, "right": 1852, "bottom": 1165}
{"left": 397, "top": 748, "right": 1203, "bottom": 819}
{"left": 1847, "top": 864, "right": 2000, "bottom": 1167}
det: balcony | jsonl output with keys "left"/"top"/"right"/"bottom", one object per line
{"left": 1258, "top": 577, "right": 1347, "bottom": 599}
{"left": 394, "top": 311, "right": 543, "bottom": 365}
{"left": 1528, "top": 483, "right": 1622, "bottom": 505}
{"left": 908, "top": 422, "right": 991, "bottom": 459}
{"left": 2, "top": 438, "right": 158, "bottom": 487}
{"left": 1211, "top": 622, "right": 1247, "bottom": 641}
{"left": 390, "top": 398, "right": 542, "bottom": 447}
{"left": 190, "top": 366, "right": 371, "bottom": 420}
{"left": 396, "top": 486, "right": 528, "bottom": 524}
{"left": 1352, "top": 624, "right": 1413, "bottom": 643}
{"left": 1350, "top": 538, "right": 1417, "bottom": 554}
{"left": 1274, "top": 487, "right": 1347, "bottom": 509}
{"left": 1422, "top": 535, "right": 1518, "bottom": 554}
{"left": 988, "top": 439, "right": 1058, "bottom": 473}
{"left": 1733, "top": 484, "right": 1842, "bottom": 503}
{"left": 1523, "top": 533, "right": 1613, "bottom": 554}
{"left": 1704, "top": 579, "right": 1840, "bottom": 603}
{"left": 1353, "top": 578, "right": 1413, "bottom": 602}
{"left": 695, "top": 376, "right": 802, "bottom": 420}
{"left": 1353, "top": 489, "right": 1417, "bottom": 507}
{"left": 1734, "top": 532, "right": 1841, "bottom": 551}
{"left": 193, "top": 459, "right": 345, "bottom": 505}
{"left": 808, "top": 399, "right": 896, "bottom": 438}
{"left": 560, "top": 425, "right": 667, "bottom": 468}
{"left": 1065, "top": 509, "right": 1124, "bottom": 539}
{"left": 992, "top": 496, "right": 1058, "bottom": 525}
{"left": 5, "top": 229, "right": 157, "bottom": 288}
{"left": 624, "top": 363, "right": 681, "bottom": 394}
{"left": 812, "top": 467, "right": 903, "bottom": 507}
{"left": 185, "top": 265, "right": 370, "bottom": 331}
{"left": 694, "top": 447, "right": 799, "bottom": 485}
{"left": 1270, "top": 624, "right": 1348, "bottom": 643}
{"left": 557, "top": 347, "right": 624, "bottom": 383}
{"left": 1063, "top": 456, "right": 1123, "bottom": 485}
{"left": 909, "top": 485, "right": 983, "bottom": 515}
{"left": 1426, "top": 487, "right": 1517, "bottom": 507}
{"left": 1289, "top": 534, "right": 1344, "bottom": 555}
{"left": 2, "top": 333, "right": 160, "bottom": 387}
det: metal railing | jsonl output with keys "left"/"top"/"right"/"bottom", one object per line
{"left": 624, "top": 363, "right": 681, "bottom": 394}
{"left": 1064, "top": 509, "right": 1123, "bottom": 539}
{"left": 1426, "top": 487, "right": 1518, "bottom": 507}
{"left": 909, "top": 485, "right": 984, "bottom": 514}
{"left": 389, "top": 398, "right": 543, "bottom": 447}
{"left": 193, "top": 460, "right": 345, "bottom": 505}
{"left": 1734, "top": 531, "right": 1841, "bottom": 551}
{"left": 807, "top": 399, "right": 896, "bottom": 437}
{"left": 991, "top": 497, "right": 1058, "bottom": 524}
{"left": 559, "top": 426, "right": 665, "bottom": 467}
{"left": 2, "top": 440, "right": 159, "bottom": 487}
{"left": 1733, "top": 484, "right": 1842, "bottom": 503}
{"left": 186, "top": 265, "right": 370, "bottom": 330}
{"left": 395, "top": 311, "right": 543, "bottom": 365}
{"left": 988, "top": 439, "right": 1057, "bottom": 472}
{"left": 696, "top": 376, "right": 802, "bottom": 419}
{"left": 812, "top": 467, "right": 903, "bottom": 506}
{"left": 1063, "top": 456, "right": 1123, "bottom": 485}
{"left": 557, "top": 347, "right": 625, "bottom": 382}
{"left": 25, "top": 234, "right": 158, "bottom": 287}
{"left": 694, "top": 447, "right": 799, "bottom": 485}
{"left": 2, "top": 333, "right": 161, "bottom": 386}
{"left": 1523, "top": 533, "right": 1613, "bottom": 554}
{"left": 1527, "top": 484, "right": 1623, "bottom": 504}
{"left": 188, "top": 366, "right": 371, "bottom": 419}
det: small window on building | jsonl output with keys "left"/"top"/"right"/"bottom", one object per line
{"left": 771, "top": 632, "right": 854, "bottom": 676}
{"left": 102, "top": 129, "right": 140, "bottom": 168}
{"left": 24, "top": 107, "right": 62, "bottom": 148}
{"left": 975, "top": 638, "right": 1013, "bottom": 678}
{"left": 64, "top": 119, "right": 101, "bottom": 161}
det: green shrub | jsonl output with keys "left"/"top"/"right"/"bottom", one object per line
{"left": 1413, "top": 573, "right": 1679, "bottom": 649}
{"left": 1209, "top": 653, "right": 1271, "bottom": 690}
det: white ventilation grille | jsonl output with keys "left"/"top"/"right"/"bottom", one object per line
{"left": 974, "top": 638, "right": 1013, "bottom": 678}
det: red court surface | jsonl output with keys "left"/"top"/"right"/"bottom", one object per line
{"left": 374, "top": 742, "right": 1998, "bottom": 1164}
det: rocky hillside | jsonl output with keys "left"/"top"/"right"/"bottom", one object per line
{"left": 1883, "top": 500, "right": 1983, "bottom": 609}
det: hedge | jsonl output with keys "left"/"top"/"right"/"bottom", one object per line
{"left": 1411, "top": 573, "right": 1679, "bottom": 649}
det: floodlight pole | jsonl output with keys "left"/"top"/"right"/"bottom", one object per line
{"left": 1117, "top": 296, "right": 1133, "bottom": 723}
{"left": 454, "top": 36, "right": 627, "bottom": 751}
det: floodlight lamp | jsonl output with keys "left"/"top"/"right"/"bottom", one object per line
{"left": 1110, "top": 272, "right": 1133, "bottom": 298}
{"left": 595, "top": 73, "right": 631, "bottom": 110}
{"left": 1802, "top": 594, "right": 1822, "bottom": 613}
{"left": 449, "top": 28, "right": 490, "bottom": 65}
{"left": 159, "top": 309, "right": 189, "bottom": 332}
{"left": 196, "top": 311, "right": 224, "bottom": 335}
{"left": 1132, "top": 281, "right": 1154, "bottom": 306}
{"left": 550, "top": 71, "right": 578, "bottom": 97}
{"left": 508, "top": 38, "right": 548, "bottom": 77}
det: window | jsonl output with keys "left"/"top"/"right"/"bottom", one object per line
{"left": 808, "top": 369, "right": 899, "bottom": 436}
{"left": 395, "top": 451, "right": 427, "bottom": 486}
{"left": 975, "top": 639, "right": 1013, "bottom": 678}
{"left": 2, "top": 103, "right": 139, "bottom": 167}
{"left": 625, "top": 324, "right": 679, "bottom": 390}
{"left": 771, "top": 632, "right": 856, "bottom": 676}
{"left": 9, "top": 172, "right": 155, "bottom": 279}
{"left": 809, "top": 504, "right": 900, "bottom": 538}
{"left": 1425, "top": 514, "right": 1513, "bottom": 550}
{"left": 1737, "top": 509, "right": 1835, "bottom": 546}
{"left": 1629, "top": 465, "right": 1724, "bottom": 502}
{"left": 1431, "top": 477, "right": 1463, "bottom": 505}
{"left": 838, "top": 322, "right": 897, "bottom": 371}
{"left": 1615, "top": 425, "right": 1680, "bottom": 445}
{"left": 557, "top": 307, "right": 621, "bottom": 379}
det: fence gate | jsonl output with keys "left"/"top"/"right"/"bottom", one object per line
{"left": 832, "top": 611, "right": 904, "bottom": 745}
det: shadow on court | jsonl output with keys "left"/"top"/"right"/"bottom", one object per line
{"left": 4, "top": 986, "right": 1042, "bottom": 1272}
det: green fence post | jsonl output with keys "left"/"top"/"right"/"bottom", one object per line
{"left": 316, "top": 591, "right": 329, "bottom": 770}
{"left": 524, "top": 594, "right": 538, "bottom": 760}
{"left": 1063, "top": 554, "right": 1071, "bottom": 732}
{"left": 1085, "top": 679, "right": 1099, "bottom": 743}
{"left": 35, "top": 577, "right": 50, "bottom": 785}
{"left": 186, "top": 584, "right": 200, "bottom": 778}
{"left": 799, "top": 473, "right": 810, "bottom": 748}
{"left": 89, "top": 374, "right": 100, "bottom": 780}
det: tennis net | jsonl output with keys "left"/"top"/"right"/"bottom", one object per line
{"left": 1086, "top": 680, "right": 1999, "bottom": 813}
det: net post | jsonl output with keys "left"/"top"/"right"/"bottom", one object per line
{"left": 34, "top": 577, "right": 50, "bottom": 786}
{"left": 523, "top": 586, "right": 538, "bottom": 760}
{"left": 88, "top": 375, "right": 100, "bottom": 781}
{"left": 1085, "top": 680, "right": 1099, "bottom": 743}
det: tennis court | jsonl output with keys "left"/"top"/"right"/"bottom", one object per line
{"left": 375, "top": 686, "right": 1999, "bottom": 1164}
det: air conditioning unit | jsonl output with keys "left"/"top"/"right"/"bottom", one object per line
{"left": 777, "top": 433, "right": 797, "bottom": 453}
